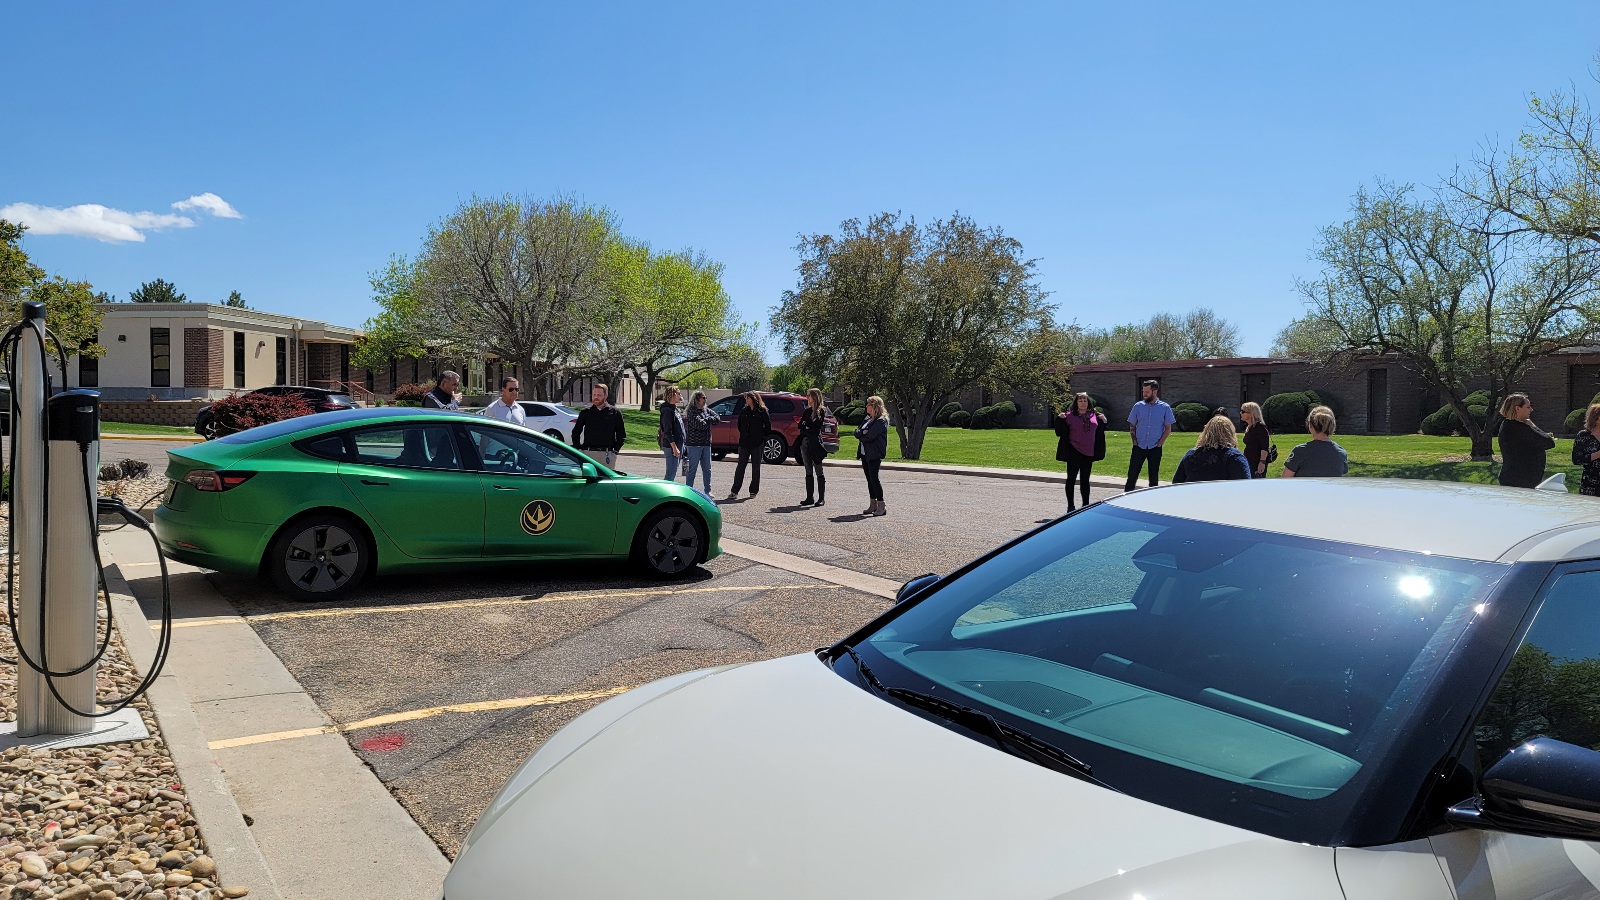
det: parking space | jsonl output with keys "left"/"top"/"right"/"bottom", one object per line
{"left": 116, "top": 457, "right": 1121, "bottom": 856}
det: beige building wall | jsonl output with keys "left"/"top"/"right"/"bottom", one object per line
{"left": 90, "top": 314, "right": 193, "bottom": 390}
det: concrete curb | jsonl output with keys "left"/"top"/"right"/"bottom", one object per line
{"left": 614, "top": 448, "right": 1126, "bottom": 490}
{"left": 101, "top": 541, "right": 285, "bottom": 900}
{"left": 102, "top": 433, "right": 205, "bottom": 442}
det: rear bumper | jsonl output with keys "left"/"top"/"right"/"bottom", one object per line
{"left": 152, "top": 503, "right": 269, "bottom": 575}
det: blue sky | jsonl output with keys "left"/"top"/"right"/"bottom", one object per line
{"left": 8, "top": 2, "right": 1600, "bottom": 358}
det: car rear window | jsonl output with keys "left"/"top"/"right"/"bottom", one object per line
{"left": 767, "top": 397, "right": 795, "bottom": 414}
{"left": 521, "top": 403, "right": 556, "bottom": 417}
{"left": 296, "top": 434, "right": 350, "bottom": 461}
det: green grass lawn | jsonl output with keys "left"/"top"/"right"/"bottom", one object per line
{"left": 832, "top": 425, "right": 1587, "bottom": 490}
{"left": 101, "top": 421, "right": 198, "bottom": 436}
{"left": 621, "top": 407, "right": 1587, "bottom": 490}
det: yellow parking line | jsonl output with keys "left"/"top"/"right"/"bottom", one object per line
{"left": 208, "top": 687, "right": 631, "bottom": 750}
{"left": 156, "top": 583, "right": 812, "bottom": 629}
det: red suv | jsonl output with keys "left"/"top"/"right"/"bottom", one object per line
{"left": 708, "top": 392, "right": 839, "bottom": 464}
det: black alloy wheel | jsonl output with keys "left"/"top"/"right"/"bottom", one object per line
{"left": 635, "top": 508, "right": 705, "bottom": 578}
{"left": 268, "top": 513, "right": 369, "bottom": 600}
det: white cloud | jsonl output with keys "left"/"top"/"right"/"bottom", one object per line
{"left": 0, "top": 193, "right": 242, "bottom": 243}
{"left": 171, "top": 192, "right": 242, "bottom": 219}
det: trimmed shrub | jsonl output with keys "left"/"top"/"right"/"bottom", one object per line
{"left": 392, "top": 382, "right": 430, "bottom": 407}
{"left": 1172, "top": 402, "right": 1213, "bottom": 432}
{"left": 836, "top": 402, "right": 865, "bottom": 426}
{"left": 99, "top": 464, "right": 123, "bottom": 482}
{"left": 1567, "top": 408, "right": 1588, "bottom": 433}
{"left": 1262, "top": 391, "right": 1315, "bottom": 432}
{"left": 209, "top": 392, "right": 314, "bottom": 436}
{"left": 934, "top": 401, "right": 964, "bottom": 426}
{"left": 949, "top": 409, "right": 972, "bottom": 428}
{"left": 969, "top": 401, "right": 1020, "bottom": 429}
{"left": 1420, "top": 406, "right": 1459, "bottom": 436}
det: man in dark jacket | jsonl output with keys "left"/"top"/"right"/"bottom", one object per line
{"left": 571, "top": 385, "right": 626, "bottom": 468}
{"left": 423, "top": 371, "right": 460, "bottom": 410}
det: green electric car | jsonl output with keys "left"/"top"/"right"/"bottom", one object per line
{"left": 152, "top": 408, "right": 721, "bottom": 600}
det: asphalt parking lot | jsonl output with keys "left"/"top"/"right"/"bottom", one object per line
{"left": 122, "top": 456, "right": 1120, "bottom": 857}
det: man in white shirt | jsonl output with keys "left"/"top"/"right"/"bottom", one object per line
{"left": 482, "top": 378, "right": 526, "bottom": 426}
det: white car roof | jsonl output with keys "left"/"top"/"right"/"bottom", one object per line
{"left": 1108, "top": 478, "right": 1600, "bottom": 564}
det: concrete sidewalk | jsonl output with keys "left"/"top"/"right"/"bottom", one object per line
{"left": 100, "top": 528, "right": 450, "bottom": 900}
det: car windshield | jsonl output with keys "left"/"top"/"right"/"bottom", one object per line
{"left": 551, "top": 404, "right": 578, "bottom": 416}
{"left": 848, "top": 504, "right": 1511, "bottom": 844}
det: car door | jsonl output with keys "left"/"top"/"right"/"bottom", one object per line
{"left": 710, "top": 396, "right": 741, "bottom": 450}
{"left": 1428, "top": 567, "right": 1600, "bottom": 899}
{"left": 463, "top": 423, "right": 620, "bottom": 557}
{"left": 337, "top": 423, "right": 486, "bottom": 559}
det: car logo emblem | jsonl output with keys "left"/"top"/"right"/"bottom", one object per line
{"left": 521, "top": 500, "right": 555, "bottom": 536}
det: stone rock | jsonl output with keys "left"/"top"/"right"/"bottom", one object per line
{"left": 58, "top": 835, "right": 107, "bottom": 850}
{"left": 54, "top": 886, "right": 92, "bottom": 900}
{"left": 19, "top": 855, "right": 48, "bottom": 877}
{"left": 165, "top": 872, "right": 192, "bottom": 887}
{"left": 66, "top": 854, "right": 92, "bottom": 873}
{"left": 220, "top": 887, "right": 249, "bottom": 898}
{"left": 157, "top": 851, "right": 184, "bottom": 869}
{"left": 186, "top": 856, "right": 215, "bottom": 878}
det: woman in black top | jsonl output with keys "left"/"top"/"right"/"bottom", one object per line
{"left": 728, "top": 392, "right": 771, "bottom": 499}
{"left": 658, "top": 385, "right": 686, "bottom": 481}
{"left": 1496, "top": 393, "right": 1556, "bottom": 488}
{"left": 855, "top": 395, "right": 890, "bottom": 517}
{"left": 797, "top": 388, "right": 830, "bottom": 507}
{"left": 1571, "top": 403, "right": 1600, "bottom": 497}
{"left": 1239, "top": 402, "right": 1270, "bottom": 479}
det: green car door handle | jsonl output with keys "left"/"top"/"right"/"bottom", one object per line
{"left": 360, "top": 479, "right": 389, "bottom": 486}
{"left": 492, "top": 484, "right": 518, "bottom": 491}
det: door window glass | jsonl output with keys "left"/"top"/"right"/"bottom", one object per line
{"left": 767, "top": 397, "right": 795, "bottom": 414}
{"left": 523, "top": 403, "right": 555, "bottom": 418}
{"left": 1475, "top": 569, "right": 1600, "bottom": 766}
{"left": 468, "top": 426, "right": 585, "bottom": 477}
{"left": 711, "top": 397, "right": 740, "bottom": 417}
{"left": 351, "top": 425, "right": 462, "bottom": 471}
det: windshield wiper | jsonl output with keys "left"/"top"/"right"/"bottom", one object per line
{"left": 838, "top": 647, "right": 1117, "bottom": 792}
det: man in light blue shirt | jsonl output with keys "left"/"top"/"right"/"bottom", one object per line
{"left": 1125, "top": 380, "right": 1175, "bottom": 490}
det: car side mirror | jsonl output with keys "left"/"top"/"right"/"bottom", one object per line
{"left": 581, "top": 462, "right": 600, "bottom": 483}
{"left": 1445, "top": 738, "right": 1600, "bottom": 840}
{"left": 896, "top": 573, "right": 940, "bottom": 605}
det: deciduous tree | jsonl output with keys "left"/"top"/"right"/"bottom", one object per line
{"left": 773, "top": 212, "right": 1056, "bottom": 459}
{"left": 0, "top": 220, "right": 104, "bottom": 361}
{"left": 129, "top": 278, "right": 185, "bottom": 303}
{"left": 1299, "top": 181, "right": 1600, "bottom": 459}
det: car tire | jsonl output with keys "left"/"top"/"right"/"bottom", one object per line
{"left": 632, "top": 507, "right": 706, "bottom": 579}
{"left": 761, "top": 434, "right": 788, "bottom": 465}
{"left": 197, "top": 413, "right": 217, "bottom": 440}
{"left": 544, "top": 429, "right": 564, "bottom": 442}
{"left": 267, "top": 513, "right": 370, "bottom": 601}
{"left": 711, "top": 450, "right": 726, "bottom": 461}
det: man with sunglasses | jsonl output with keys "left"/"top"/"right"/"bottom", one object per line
{"left": 482, "top": 377, "right": 527, "bottom": 426}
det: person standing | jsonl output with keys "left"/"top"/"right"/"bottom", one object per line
{"left": 1239, "top": 401, "right": 1271, "bottom": 479}
{"left": 658, "top": 386, "right": 686, "bottom": 481}
{"left": 1281, "top": 406, "right": 1348, "bottom": 477}
{"left": 1172, "top": 416, "right": 1253, "bottom": 483}
{"left": 797, "top": 388, "right": 830, "bottom": 507}
{"left": 1124, "top": 380, "right": 1175, "bottom": 491}
{"left": 856, "top": 395, "right": 889, "bottom": 516}
{"left": 728, "top": 392, "right": 771, "bottom": 499}
{"left": 1571, "top": 404, "right": 1600, "bottom": 497}
{"left": 481, "top": 377, "right": 526, "bottom": 426}
{"left": 1054, "top": 393, "right": 1104, "bottom": 511}
{"left": 682, "top": 390, "right": 721, "bottom": 498}
{"left": 571, "top": 384, "right": 626, "bottom": 469}
{"left": 1496, "top": 393, "right": 1557, "bottom": 488}
{"left": 423, "top": 371, "right": 461, "bottom": 410}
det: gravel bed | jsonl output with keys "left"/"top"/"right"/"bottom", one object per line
{"left": 0, "top": 475, "right": 169, "bottom": 552}
{"left": 0, "top": 528, "right": 251, "bottom": 898}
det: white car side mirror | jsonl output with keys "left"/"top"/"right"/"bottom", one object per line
{"left": 1536, "top": 473, "right": 1567, "bottom": 493}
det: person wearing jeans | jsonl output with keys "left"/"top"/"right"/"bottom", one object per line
{"left": 659, "top": 386, "right": 686, "bottom": 481}
{"left": 855, "top": 396, "right": 889, "bottom": 516}
{"left": 1124, "top": 380, "right": 1175, "bottom": 491}
{"left": 682, "top": 390, "right": 720, "bottom": 498}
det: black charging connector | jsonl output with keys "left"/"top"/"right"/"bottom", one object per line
{"left": 48, "top": 389, "right": 101, "bottom": 448}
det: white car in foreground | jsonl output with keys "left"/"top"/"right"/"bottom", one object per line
{"left": 444, "top": 478, "right": 1600, "bottom": 899}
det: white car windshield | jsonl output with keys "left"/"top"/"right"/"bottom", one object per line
{"left": 850, "top": 504, "right": 1512, "bottom": 843}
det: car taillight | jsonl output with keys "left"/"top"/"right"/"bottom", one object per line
{"left": 317, "top": 401, "right": 345, "bottom": 411}
{"left": 183, "top": 470, "right": 257, "bottom": 492}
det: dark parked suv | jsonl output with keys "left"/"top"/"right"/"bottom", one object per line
{"left": 195, "top": 385, "right": 356, "bottom": 439}
{"left": 708, "top": 392, "right": 840, "bottom": 464}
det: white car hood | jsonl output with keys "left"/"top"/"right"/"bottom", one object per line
{"left": 447, "top": 653, "right": 1341, "bottom": 899}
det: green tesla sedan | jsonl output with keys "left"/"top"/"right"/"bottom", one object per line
{"left": 152, "top": 408, "right": 721, "bottom": 600}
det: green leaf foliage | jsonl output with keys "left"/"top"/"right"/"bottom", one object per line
{"left": 0, "top": 221, "right": 104, "bottom": 358}
{"left": 129, "top": 278, "right": 185, "bottom": 303}
{"left": 1172, "top": 402, "right": 1213, "bottom": 432}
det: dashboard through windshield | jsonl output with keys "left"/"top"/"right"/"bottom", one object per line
{"left": 842, "top": 504, "right": 1515, "bottom": 845}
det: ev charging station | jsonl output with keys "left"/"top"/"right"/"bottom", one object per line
{"left": 1, "top": 300, "right": 166, "bottom": 749}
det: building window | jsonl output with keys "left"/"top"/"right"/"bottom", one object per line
{"left": 412, "top": 358, "right": 420, "bottom": 383}
{"left": 340, "top": 344, "right": 350, "bottom": 384}
{"left": 232, "top": 332, "right": 245, "bottom": 388}
{"left": 276, "top": 337, "right": 287, "bottom": 385}
{"left": 389, "top": 359, "right": 397, "bottom": 390}
{"left": 150, "top": 328, "right": 170, "bottom": 387}
{"left": 78, "top": 338, "right": 98, "bottom": 388}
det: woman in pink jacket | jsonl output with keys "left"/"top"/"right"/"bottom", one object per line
{"left": 1054, "top": 393, "right": 1105, "bottom": 512}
